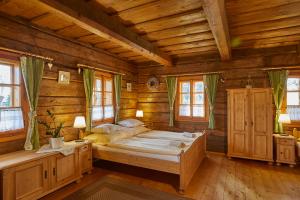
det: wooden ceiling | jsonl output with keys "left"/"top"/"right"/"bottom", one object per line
{"left": 0, "top": 0, "right": 299, "bottom": 66}
{"left": 226, "top": 0, "right": 300, "bottom": 49}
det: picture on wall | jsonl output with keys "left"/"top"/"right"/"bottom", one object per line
{"left": 58, "top": 71, "right": 70, "bottom": 84}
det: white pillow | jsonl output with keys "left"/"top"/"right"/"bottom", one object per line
{"left": 114, "top": 126, "right": 150, "bottom": 137}
{"left": 83, "top": 132, "right": 127, "bottom": 145}
{"left": 117, "top": 119, "right": 144, "bottom": 128}
{"left": 91, "top": 124, "right": 122, "bottom": 134}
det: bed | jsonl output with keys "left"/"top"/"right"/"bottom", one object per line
{"left": 85, "top": 124, "right": 206, "bottom": 193}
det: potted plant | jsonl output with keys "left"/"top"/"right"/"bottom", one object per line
{"left": 39, "top": 110, "right": 65, "bottom": 149}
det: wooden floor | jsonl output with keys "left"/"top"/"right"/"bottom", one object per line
{"left": 41, "top": 153, "right": 300, "bottom": 200}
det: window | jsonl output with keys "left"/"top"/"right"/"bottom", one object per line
{"left": 0, "top": 62, "right": 24, "bottom": 132}
{"left": 176, "top": 77, "right": 207, "bottom": 121}
{"left": 92, "top": 73, "right": 114, "bottom": 122}
{"left": 286, "top": 77, "right": 300, "bottom": 121}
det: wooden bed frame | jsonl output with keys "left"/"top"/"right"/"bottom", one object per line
{"left": 92, "top": 132, "right": 206, "bottom": 192}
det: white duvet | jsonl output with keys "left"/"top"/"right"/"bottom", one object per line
{"left": 106, "top": 130, "right": 204, "bottom": 156}
{"left": 108, "top": 136, "right": 189, "bottom": 155}
{"left": 137, "top": 130, "right": 203, "bottom": 142}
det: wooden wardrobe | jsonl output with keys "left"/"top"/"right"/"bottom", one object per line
{"left": 227, "top": 88, "right": 273, "bottom": 162}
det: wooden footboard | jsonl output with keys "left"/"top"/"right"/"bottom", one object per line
{"left": 179, "top": 131, "right": 206, "bottom": 192}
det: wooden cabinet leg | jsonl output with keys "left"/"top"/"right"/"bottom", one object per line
{"left": 289, "top": 164, "right": 295, "bottom": 168}
{"left": 276, "top": 162, "right": 281, "bottom": 166}
{"left": 268, "top": 161, "right": 273, "bottom": 165}
{"left": 227, "top": 156, "right": 232, "bottom": 160}
{"left": 76, "top": 179, "right": 81, "bottom": 184}
{"left": 88, "top": 170, "right": 92, "bottom": 175}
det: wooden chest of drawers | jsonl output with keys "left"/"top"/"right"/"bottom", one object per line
{"left": 0, "top": 141, "right": 92, "bottom": 200}
{"left": 274, "top": 134, "right": 296, "bottom": 167}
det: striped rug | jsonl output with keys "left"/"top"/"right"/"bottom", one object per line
{"left": 64, "top": 176, "right": 192, "bottom": 200}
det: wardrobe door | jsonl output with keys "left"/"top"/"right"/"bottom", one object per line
{"left": 250, "top": 89, "right": 273, "bottom": 161}
{"left": 228, "top": 89, "right": 249, "bottom": 157}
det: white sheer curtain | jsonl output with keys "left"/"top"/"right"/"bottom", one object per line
{"left": 287, "top": 105, "right": 300, "bottom": 121}
{"left": 0, "top": 108, "right": 24, "bottom": 131}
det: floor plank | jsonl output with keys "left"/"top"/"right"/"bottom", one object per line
{"left": 40, "top": 153, "right": 300, "bottom": 200}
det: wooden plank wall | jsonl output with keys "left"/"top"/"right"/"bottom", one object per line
{"left": 137, "top": 46, "right": 300, "bottom": 153}
{"left": 0, "top": 15, "right": 137, "bottom": 155}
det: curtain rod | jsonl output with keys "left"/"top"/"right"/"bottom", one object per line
{"left": 77, "top": 64, "right": 125, "bottom": 75}
{"left": 261, "top": 65, "right": 300, "bottom": 71}
{"left": 0, "top": 47, "right": 54, "bottom": 62}
{"left": 161, "top": 71, "right": 224, "bottom": 77}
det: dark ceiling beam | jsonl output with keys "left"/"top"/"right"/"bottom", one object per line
{"left": 39, "top": 0, "right": 173, "bottom": 66}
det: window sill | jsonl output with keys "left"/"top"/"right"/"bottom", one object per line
{"left": 176, "top": 117, "right": 208, "bottom": 123}
{"left": 0, "top": 130, "right": 25, "bottom": 142}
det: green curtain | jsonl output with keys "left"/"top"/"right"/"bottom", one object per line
{"left": 166, "top": 77, "right": 177, "bottom": 127}
{"left": 83, "top": 69, "right": 94, "bottom": 132}
{"left": 114, "top": 74, "right": 122, "bottom": 123}
{"left": 21, "top": 56, "right": 44, "bottom": 150}
{"left": 268, "top": 70, "right": 288, "bottom": 133}
{"left": 204, "top": 74, "right": 219, "bottom": 129}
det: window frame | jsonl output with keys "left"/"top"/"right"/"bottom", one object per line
{"left": 175, "top": 76, "right": 208, "bottom": 122}
{"left": 285, "top": 75, "right": 300, "bottom": 123}
{"left": 0, "top": 57, "right": 28, "bottom": 141}
{"left": 92, "top": 71, "right": 115, "bottom": 126}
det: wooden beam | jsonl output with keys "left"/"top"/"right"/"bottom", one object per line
{"left": 202, "top": 0, "right": 231, "bottom": 60}
{"left": 38, "top": 0, "right": 172, "bottom": 66}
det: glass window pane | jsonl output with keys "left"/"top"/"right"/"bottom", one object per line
{"left": 0, "top": 64, "right": 12, "bottom": 84}
{"left": 181, "top": 94, "right": 190, "bottom": 104}
{"left": 287, "top": 92, "right": 300, "bottom": 105}
{"left": 287, "top": 105, "right": 300, "bottom": 121}
{"left": 92, "top": 106, "right": 103, "bottom": 120}
{"left": 105, "top": 80, "right": 112, "bottom": 91}
{"left": 179, "top": 105, "right": 190, "bottom": 116}
{"left": 0, "top": 87, "right": 12, "bottom": 107}
{"left": 104, "top": 106, "right": 114, "bottom": 118}
{"left": 194, "top": 81, "right": 204, "bottom": 92}
{"left": 14, "top": 66, "right": 20, "bottom": 85}
{"left": 181, "top": 82, "right": 190, "bottom": 93}
{"left": 0, "top": 108, "right": 24, "bottom": 131}
{"left": 93, "top": 92, "right": 102, "bottom": 106}
{"left": 194, "top": 93, "right": 204, "bottom": 104}
{"left": 95, "top": 79, "right": 102, "bottom": 91}
{"left": 14, "top": 86, "right": 20, "bottom": 107}
{"left": 105, "top": 92, "right": 112, "bottom": 105}
{"left": 193, "top": 105, "right": 204, "bottom": 117}
{"left": 287, "top": 78, "right": 300, "bottom": 91}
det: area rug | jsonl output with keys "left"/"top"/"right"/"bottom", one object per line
{"left": 63, "top": 176, "right": 192, "bottom": 200}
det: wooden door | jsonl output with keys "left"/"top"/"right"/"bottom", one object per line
{"left": 50, "top": 151, "right": 80, "bottom": 189}
{"left": 228, "top": 89, "right": 249, "bottom": 157}
{"left": 79, "top": 144, "right": 92, "bottom": 174}
{"left": 2, "top": 158, "right": 49, "bottom": 200}
{"left": 278, "top": 145, "right": 295, "bottom": 163}
{"left": 250, "top": 89, "right": 273, "bottom": 161}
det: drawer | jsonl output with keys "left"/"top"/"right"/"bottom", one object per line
{"left": 278, "top": 138, "right": 295, "bottom": 145}
{"left": 79, "top": 144, "right": 89, "bottom": 152}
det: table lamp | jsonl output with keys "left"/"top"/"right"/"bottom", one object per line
{"left": 136, "top": 110, "right": 143, "bottom": 118}
{"left": 73, "top": 116, "right": 86, "bottom": 140}
{"left": 278, "top": 113, "right": 291, "bottom": 136}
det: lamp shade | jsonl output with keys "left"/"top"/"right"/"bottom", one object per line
{"left": 136, "top": 110, "right": 144, "bottom": 118}
{"left": 278, "top": 114, "right": 291, "bottom": 124}
{"left": 73, "top": 116, "right": 86, "bottom": 128}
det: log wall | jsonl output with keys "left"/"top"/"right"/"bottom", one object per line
{"left": 0, "top": 15, "right": 137, "bottom": 155}
{"left": 137, "top": 46, "right": 300, "bottom": 153}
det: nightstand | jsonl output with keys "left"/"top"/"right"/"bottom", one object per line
{"left": 273, "top": 134, "right": 296, "bottom": 167}
{"left": 65, "top": 140, "right": 93, "bottom": 175}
